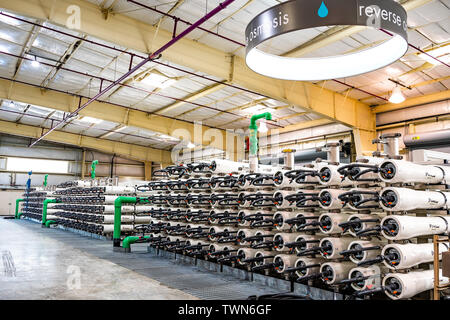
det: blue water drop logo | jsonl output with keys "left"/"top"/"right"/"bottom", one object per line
{"left": 318, "top": 1, "right": 329, "bottom": 18}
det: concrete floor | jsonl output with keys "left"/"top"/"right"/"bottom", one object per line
{"left": 0, "top": 219, "right": 282, "bottom": 300}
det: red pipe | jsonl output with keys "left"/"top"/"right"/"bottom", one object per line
{"left": 381, "top": 29, "right": 450, "bottom": 68}
{"left": 28, "top": 0, "right": 238, "bottom": 147}
{"left": 27, "top": 0, "right": 242, "bottom": 146}
{"left": 127, "top": 0, "right": 245, "bottom": 47}
{"left": 0, "top": 50, "right": 285, "bottom": 127}
{"left": 0, "top": 108, "right": 174, "bottom": 143}
{"left": 332, "top": 79, "right": 388, "bottom": 101}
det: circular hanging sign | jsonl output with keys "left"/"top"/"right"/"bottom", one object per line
{"left": 245, "top": 0, "right": 408, "bottom": 81}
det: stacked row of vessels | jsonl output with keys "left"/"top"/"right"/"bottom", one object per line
{"left": 21, "top": 156, "right": 450, "bottom": 300}
{"left": 132, "top": 158, "right": 450, "bottom": 300}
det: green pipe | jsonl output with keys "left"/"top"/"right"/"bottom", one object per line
{"left": 91, "top": 160, "right": 99, "bottom": 179}
{"left": 45, "top": 220, "right": 57, "bottom": 227}
{"left": 249, "top": 112, "right": 272, "bottom": 156}
{"left": 42, "top": 198, "right": 60, "bottom": 227}
{"left": 15, "top": 198, "right": 25, "bottom": 219}
{"left": 122, "top": 236, "right": 152, "bottom": 249}
{"left": 43, "top": 174, "right": 48, "bottom": 187}
{"left": 113, "top": 196, "right": 149, "bottom": 247}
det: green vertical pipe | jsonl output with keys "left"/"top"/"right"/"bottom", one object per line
{"left": 113, "top": 196, "right": 149, "bottom": 248}
{"left": 15, "top": 198, "right": 24, "bottom": 219}
{"left": 249, "top": 112, "right": 272, "bottom": 156}
{"left": 42, "top": 198, "right": 60, "bottom": 227}
{"left": 43, "top": 174, "right": 48, "bottom": 187}
{"left": 91, "top": 160, "right": 99, "bottom": 179}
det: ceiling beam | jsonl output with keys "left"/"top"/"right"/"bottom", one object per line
{"left": 282, "top": 0, "right": 433, "bottom": 58}
{"left": 0, "top": 0, "right": 375, "bottom": 132}
{"left": 373, "top": 90, "right": 450, "bottom": 114}
{"left": 0, "top": 78, "right": 231, "bottom": 152}
{"left": 273, "top": 119, "right": 334, "bottom": 134}
{"left": 0, "top": 119, "right": 172, "bottom": 163}
{"left": 155, "top": 82, "right": 227, "bottom": 114}
{"left": 360, "top": 76, "right": 450, "bottom": 102}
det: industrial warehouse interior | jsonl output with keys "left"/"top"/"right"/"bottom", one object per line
{"left": 0, "top": 0, "right": 450, "bottom": 307}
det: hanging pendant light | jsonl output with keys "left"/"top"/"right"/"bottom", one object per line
{"left": 389, "top": 86, "right": 405, "bottom": 104}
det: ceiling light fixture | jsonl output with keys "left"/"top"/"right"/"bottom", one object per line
{"left": 141, "top": 73, "right": 177, "bottom": 89}
{"left": 31, "top": 57, "right": 40, "bottom": 68}
{"left": 245, "top": 0, "right": 408, "bottom": 81}
{"left": 389, "top": 86, "right": 405, "bottom": 104}
{"left": 258, "top": 120, "right": 268, "bottom": 133}
{"left": 187, "top": 142, "right": 195, "bottom": 149}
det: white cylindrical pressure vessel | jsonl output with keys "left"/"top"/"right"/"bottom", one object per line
{"left": 253, "top": 250, "right": 274, "bottom": 267}
{"left": 319, "top": 212, "right": 351, "bottom": 235}
{"left": 236, "top": 229, "right": 256, "bottom": 245}
{"left": 293, "top": 257, "right": 324, "bottom": 278}
{"left": 346, "top": 240, "right": 385, "bottom": 264}
{"left": 378, "top": 159, "right": 450, "bottom": 184}
{"left": 320, "top": 262, "right": 355, "bottom": 285}
{"left": 273, "top": 211, "right": 299, "bottom": 231}
{"left": 379, "top": 187, "right": 450, "bottom": 211}
{"left": 317, "top": 164, "right": 353, "bottom": 186}
{"left": 345, "top": 213, "right": 383, "bottom": 237}
{"left": 319, "top": 237, "right": 354, "bottom": 260}
{"left": 348, "top": 265, "right": 384, "bottom": 291}
{"left": 208, "top": 226, "right": 237, "bottom": 242}
{"left": 273, "top": 168, "right": 319, "bottom": 189}
{"left": 383, "top": 270, "right": 449, "bottom": 300}
{"left": 273, "top": 254, "right": 298, "bottom": 274}
{"left": 344, "top": 188, "right": 380, "bottom": 211}
{"left": 237, "top": 192, "right": 252, "bottom": 208}
{"left": 103, "top": 186, "right": 136, "bottom": 194}
{"left": 382, "top": 242, "right": 449, "bottom": 270}
{"left": 292, "top": 212, "right": 320, "bottom": 232}
{"left": 210, "top": 159, "right": 248, "bottom": 174}
{"left": 102, "top": 215, "right": 152, "bottom": 224}
{"left": 293, "top": 234, "right": 324, "bottom": 254}
{"left": 319, "top": 189, "right": 348, "bottom": 210}
{"left": 272, "top": 233, "right": 302, "bottom": 252}
{"left": 103, "top": 205, "right": 135, "bottom": 214}
{"left": 237, "top": 210, "right": 254, "bottom": 227}
{"left": 273, "top": 191, "right": 297, "bottom": 209}
{"left": 102, "top": 224, "right": 134, "bottom": 233}
{"left": 236, "top": 248, "right": 259, "bottom": 265}
{"left": 381, "top": 215, "right": 450, "bottom": 240}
